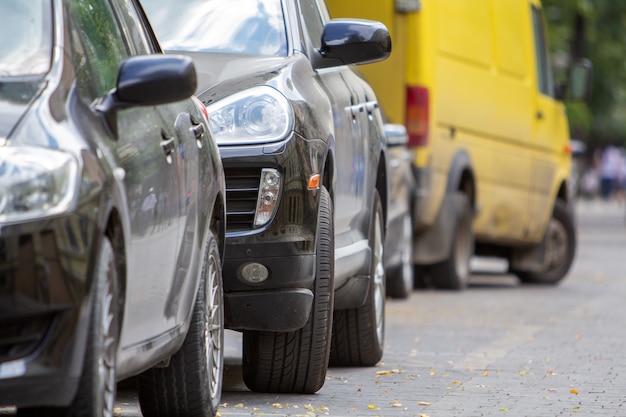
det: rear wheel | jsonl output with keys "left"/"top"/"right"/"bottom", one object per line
{"left": 18, "top": 236, "right": 120, "bottom": 417}
{"left": 242, "top": 186, "right": 334, "bottom": 394}
{"left": 386, "top": 210, "right": 414, "bottom": 299}
{"left": 330, "top": 190, "right": 385, "bottom": 366}
{"left": 429, "top": 192, "right": 474, "bottom": 290}
{"left": 513, "top": 200, "right": 576, "bottom": 285}
{"left": 138, "top": 229, "right": 224, "bottom": 417}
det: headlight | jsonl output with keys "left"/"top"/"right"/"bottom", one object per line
{"left": 0, "top": 146, "right": 78, "bottom": 223}
{"left": 208, "top": 86, "right": 294, "bottom": 145}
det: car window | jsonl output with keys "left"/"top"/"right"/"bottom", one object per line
{"left": 109, "top": 0, "right": 155, "bottom": 55}
{"left": 531, "top": 5, "right": 554, "bottom": 97}
{"left": 0, "top": 0, "right": 52, "bottom": 77}
{"left": 67, "top": 0, "right": 130, "bottom": 98}
{"left": 141, "top": 0, "right": 287, "bottom": 56}
{"left": 297, "top": 0, "right": 325, "bottom": 50}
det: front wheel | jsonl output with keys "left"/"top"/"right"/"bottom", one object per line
{"left": 242, "top": 186, "right": 334, "bottom": 394}
{"left": 330, "top": 190, "right": 385, "bottom": 366}
{"left": 18, "top": 236, "right": 121, "bottom": 417}
{"left": 386, "top": 210, "right": 414, "bottom": 299}
{"left": 138, "top": 229, "right": 224, "bottom": 417}
{"left": 512, "top": 200, "right": 576, "bottom": 285}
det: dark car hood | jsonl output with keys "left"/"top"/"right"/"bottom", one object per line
{"left": 0, "top": 80, "right": 44, "bottom": 139}
{"left": 175, "top": 51, "right": 293, "bottom": 104}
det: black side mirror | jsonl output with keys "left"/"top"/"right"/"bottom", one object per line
{"left": 384, "top": 123, "right": 409, "bottom": 147}
{"left": 96, "top": 54, "right": 197, "bottom": 137}
{"left": 317, "top": 19, "right": 391, "bottom": 69}
{"left": 556, "top": 58, "right": 593, "bottom": 102}
{"left": 567, "top": 58, "right": 593, "bottom": 102}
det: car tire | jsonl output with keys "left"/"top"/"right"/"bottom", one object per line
{"left": 512, "top": 200, "right": 576, "bottom": 285}
{"left": 386, "top": 210, "right": 414, "bottom": 299}
{"left": 330, "top": 190, "right": 385, "bottom": 366}
{"left": 18, "top": 236, "right": 120, "bottom": 417}
{"left": 137, "top": 229, "right": 224, "bottom": 417}
{"left": 429, "top": 192, "right": 474, "bottom": 290}
{"left": 242, "top": 186, "right": 334, "bottom": 394}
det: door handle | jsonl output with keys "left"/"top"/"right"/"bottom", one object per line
{"left": 160, "top": 131, "right": 176, "bottom": 163}
{"left": 191, "top": 122, "right": 205, "bottom": 139}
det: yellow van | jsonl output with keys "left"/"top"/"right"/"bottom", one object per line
{"left": 328, "top": 0, "right": 592, "bottom": 289}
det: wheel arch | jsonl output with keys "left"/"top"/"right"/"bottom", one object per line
{"left": 375, "top": 151, "right": 388, "bottom": 232}
{"left": 445, "top": 149, "right": 476, "bottom": 210}
{"left": 104, "top": 207, "right": 126, "bottom": 329}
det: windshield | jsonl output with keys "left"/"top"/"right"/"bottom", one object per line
{"left": 0, "top": 0, "right": 52, "bottom": 77}
{"left": 142, "top": 0, "right": 287, "bottom": 56}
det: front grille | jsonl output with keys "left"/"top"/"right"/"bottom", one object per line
{"left": 225, "top": 167, "right": 263, "bottom": 232}
{"left": 0, "top": 315, "right": 53, "bottom": 363}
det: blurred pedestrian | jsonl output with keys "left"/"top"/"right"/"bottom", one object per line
{"left": 599, "top": 145, "right": 621, "bottom": 200}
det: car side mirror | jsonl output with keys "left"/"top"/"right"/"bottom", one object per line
{"left": 556, "top": 58, "right": 592, "bottom": 102}
{"left": 567, "top": 58, "right": 593, "bottom": 102}
{"left": 384, "top": 123, "right": 408, "bottom": 147}
{"left": 316, "top": 19, "right": 391, "bottom": 69}
{"left": 97, "top": 54, "right": 198, "bottom": 136}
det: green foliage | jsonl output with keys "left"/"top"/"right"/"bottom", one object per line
{"left": 543, "top": 0, "right": 626, "bottom": 144}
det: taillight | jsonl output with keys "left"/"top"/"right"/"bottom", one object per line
{"left": 405, "top": 86, "right": 429, "bottom": 147}
{"left": 191, "top": 95, "right": 210, "bottom": 126}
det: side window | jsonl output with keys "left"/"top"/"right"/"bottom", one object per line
{"left": 531, "top": 5, "right": 554, "bottom": 97}
{"left": 297, "top": 0, "right": 325, "bottom": 50}
{"left": 109, "top": 0, "right": 156, "bottom": 55}
{"left": 68, "top": 0, "right": 129, "bottom": 98}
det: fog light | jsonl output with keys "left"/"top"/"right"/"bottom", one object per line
{"left": 254, "top": 168, "right": 281, "bottom": 227}
{"left": 241, "top": 263, "right": 269, "bottom": 283}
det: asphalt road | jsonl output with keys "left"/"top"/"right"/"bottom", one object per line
{"left": 108, "top": 198, "right": 626, "bottom": 417}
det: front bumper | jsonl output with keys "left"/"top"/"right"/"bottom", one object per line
{"left": 0, "top": 213, "right": 97, "bottom": 408}
{"left": 219, "top": 133, "right": 326, "bottom": 331}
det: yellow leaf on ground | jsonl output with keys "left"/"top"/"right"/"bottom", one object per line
{"left": 429, "top": 369, "right": 436, "bottom": 376}
{"left": 304, "top": 404, "right": 315, "bottom": 410}
{"left": 368, "top": 404, "right": 376, "bottom": 410}
{"left": 418, "top": 401, "right": 432, "bottom": 406}
{"left": 271, "top": 403, "right": 283, "bottom": 408}
{"left": 452, "top": 380, "right": 462, "bottom": 386}
{"left": 391, "top": 400, "right": 403, "bottom": 407}
{"left": 376, "top": 370, "right": 391, "bottom": 377}
{"left": 570, "top": 388, "right": 580, "bottom": 395}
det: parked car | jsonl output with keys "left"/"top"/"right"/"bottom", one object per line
{"left": 329, "top": 0, "right": 592, "bottom": 289}
{"left": 140, "top": 0, "right": 391, "bottom": 394}
{"left": 383, "top": 124, "right": 416, "bottom": 299}
{"left": 0, "top": 1, "right": 225, "bottom": 416}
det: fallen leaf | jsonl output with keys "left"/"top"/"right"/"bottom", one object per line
{"left": 317, "top": 406, "right": 329, "bottom": 412}
{"left": 272, "top": 403, "right": 283, "bottom": 409}
{"left": 234, "top": 403, "right": 244, "bottom": 408}
{"left": 376, "top": 370, "right": 391, "bottom": 377}
{"left": 304, "top": 404, "right": 315, "bottom": 410}
{"left": 419, "top": 414, "right": 430, "bottom": 417}
{"left": 482, "top": 370, "right": 489, "bottom": 376}
{"left": 574, "top": 333, "right": 582, "bottom": 340}
{"left": 548, "top": 388, "right": 557, "bottom": 392}
{"left": 391, "top": 400, "right": 403, "bottom": 407}
{"left": 368, "top": 404, "right": 377, "bottom": 410}
{"left": 573, "top": 406, "right": 581, "bottom": 413}
{"left": 546, "top": 369, "right": 557, "bottom": 376}
{"left": 500, "top": 408, "right": 508, "bottom": 412}
{"left": 452, "top": 380, "right": 462, "bottom": 386}
{"left": 429, "top": 369, "right": 436, "bottom": 376}
{"left": 418, "top": 401, "right": 432, "bottom": 406}
{"left": 570, "top": 388, "right": 579, "bottom": 395}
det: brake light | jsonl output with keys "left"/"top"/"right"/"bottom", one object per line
{"left": 405, "top": 86, "right": 429, "bottom": 147}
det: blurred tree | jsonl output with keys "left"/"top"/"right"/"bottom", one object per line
{"left": 543, "top": 0, "right": 626, "bottom": 146}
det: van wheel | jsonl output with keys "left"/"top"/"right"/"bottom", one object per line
{"left": 242, "top": 186, "right": 334, "bottom": 394}
{"left": 138, "top": 229, "right": 224, "bottom": 417}
{"left": 330, "top": 190, "right": 385, "bottom": 366}
{"left": 386, "top": 211, "right": 414, "bottom": 299}
{"left": 429, "top": 193, "right": 474, "bottom": 290}
{"left": 18, "top": 237, "right": 121, "bottom": 417}
{"left": 513, "top": 200, "right": 576, "bottom": 285}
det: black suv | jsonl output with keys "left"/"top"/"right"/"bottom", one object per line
{"left": 142, "top": 0, "right": 391, "bottom": 393}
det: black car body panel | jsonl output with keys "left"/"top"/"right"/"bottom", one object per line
{"left": 0, "top": 0, "right": 225, "bottom": 409}
{"left": 142, "top": 0, "right": 390, "bottom": 332}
